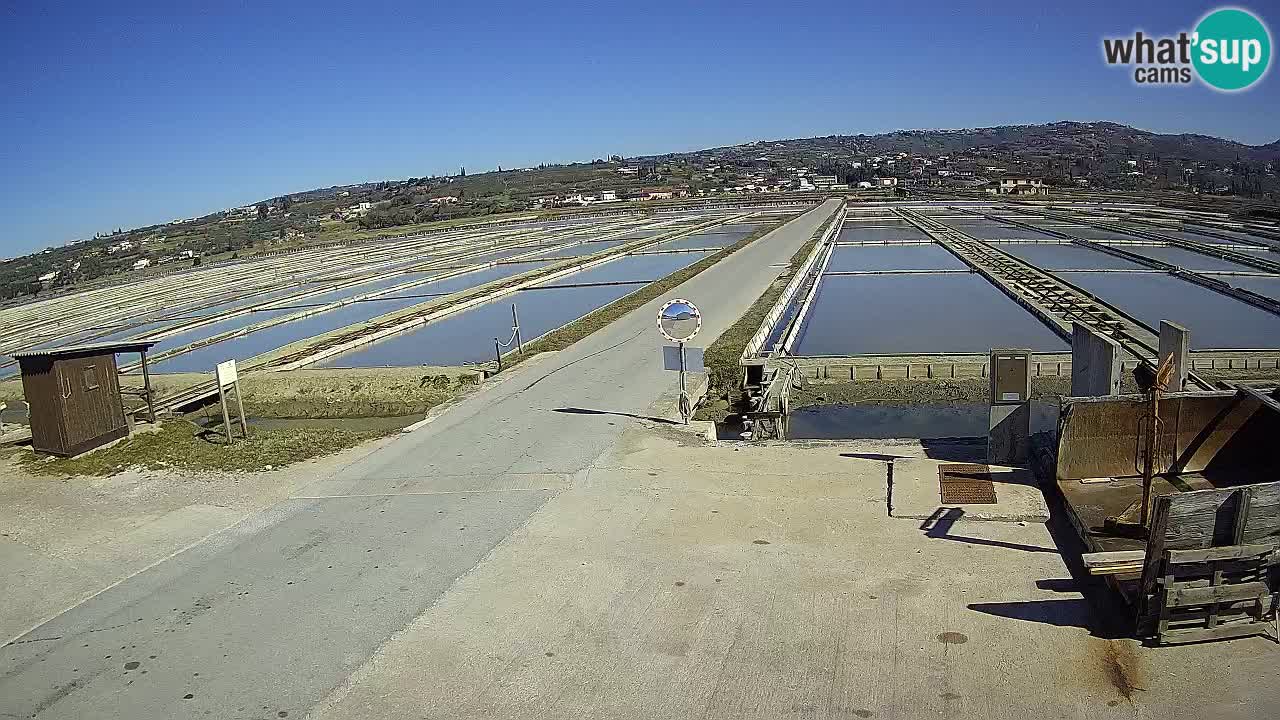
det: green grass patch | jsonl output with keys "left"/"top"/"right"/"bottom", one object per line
{"left": 693, "top": 210, "right": 840, "bottom": 421}
{"left": 509, "top": 222, "right": 781, "bottom": 361}
{"left": 16, "top": 421, "right": 392, "bottom": 476}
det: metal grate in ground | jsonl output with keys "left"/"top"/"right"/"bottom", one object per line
{"left": 938, "top": 463, "right": 998, "bottom": 504}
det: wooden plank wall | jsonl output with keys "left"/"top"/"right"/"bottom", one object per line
{"left": 58, "top": 352, "right": 127, "bottom": 451}
{"left": 18, "top": 356, "right": 66, "bottom": 455}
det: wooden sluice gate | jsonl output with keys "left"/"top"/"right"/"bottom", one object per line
{"left": 1054, "top": 387, "right": 1280, "bottom": 644}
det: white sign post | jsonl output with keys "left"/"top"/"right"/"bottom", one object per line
{"left": 657, "top": 299, "right": 702, "bottom": 424}
{"left": 215, "top": 359, "right": 248, "bottom": 445}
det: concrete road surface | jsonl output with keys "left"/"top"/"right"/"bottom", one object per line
{"left": 309, "top": 432, "right": 1280, "bottom": 720}
{"left": 0, "top": 200, "right": 842, "bottom": 719}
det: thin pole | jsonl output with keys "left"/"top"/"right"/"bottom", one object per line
{"left": 679, "top": 341, "right": 688, "bottom": 425}
{"left": 139, "top": 350, "right": 156, "bottom": 424}
{"left": 234, "top": 381, "right": 248, "bottom": 439}
{"left": 218, "top": 382, "right": 233, "bottom": 445}
{"left": 512, "top": 303, "right": 523, "bottom": 354}
{"left": 1140, "top": 357, "right": 1174, "bottom": 529}
{"left": 1140, "top": 384, "right": 1159, "bottom": 529}
{"left": 494, "top": 338, "right": 503, "bottom": 371}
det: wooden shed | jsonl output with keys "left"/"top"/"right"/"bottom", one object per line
{"left": 13, "top": 341, "right": 157, "bottom": 457}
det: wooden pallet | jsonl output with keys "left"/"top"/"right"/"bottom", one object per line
{"left": 1154, "top": 544, "right": 1277, "bottom": 644}
{"left": 1136, "top": 485, "right": 1280, "bottom": 644}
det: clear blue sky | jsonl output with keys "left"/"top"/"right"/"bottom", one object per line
{"left": 2, "top": 1, "right": 1277, "bottom": 254}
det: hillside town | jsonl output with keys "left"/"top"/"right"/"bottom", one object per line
{"left": 3, "top": 122, "right": 1277, "bottom": 302}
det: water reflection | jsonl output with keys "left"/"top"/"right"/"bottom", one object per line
{"left": 320, "top": 252, "right": 711, "bottom": 367}
{"left": 793, "top": 274, "right": 1067, "bottom": 355}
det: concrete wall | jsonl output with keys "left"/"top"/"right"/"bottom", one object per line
{"left": 1159, "top": 320, "right": 1190, "bottom": 392}
{"left": 1070, "top": 324, "right": 1121, "bottom": 397}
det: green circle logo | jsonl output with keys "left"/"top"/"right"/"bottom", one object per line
{"left": 1193, "top": 8, "right": 1272, "bottom": 91}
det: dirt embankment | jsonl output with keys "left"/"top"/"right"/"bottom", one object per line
{"left": 791, "top": 376, "right": 1078, "bottom": 407}
{"left": 789, "top": 367, "right": 1278, "bottom": 409}
{"left": 138, "top": 367, "right": 483, "bottom": 419}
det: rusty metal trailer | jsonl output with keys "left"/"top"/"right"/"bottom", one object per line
{"left": 1055, "top": 388, "right": 1280, "bottom": 644}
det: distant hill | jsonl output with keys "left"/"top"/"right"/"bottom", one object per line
{"left": 252, "top": 182, "right": 385, "bottom": 207}
{"left": 7, "top": 120, "right": 1277, "bottom": 305}
{"left": 639, "top": 121, "right": 1280, "bottom": 165}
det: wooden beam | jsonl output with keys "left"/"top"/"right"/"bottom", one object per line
{"left": 1158, "top": 621, "right": 1272, "bottom": 645}
{"left": 1166, "top": 581, "right": 1270, "bottom": 608}
{"left": 1235, "top": 384, "right": 1280, "bottom": 417}
{"left": 1082, "top": 550, "right": 1146, "bottom": 567}
{"left": 1087, "top": 564, "right": 1144, "bottom": 576}
{"left": 1167, "top": 543, "right": 1277, "bottom": 564}
{"left": 139, "top": 350, "right": 156, "bottom": 424}
{"left": 1082, "top": 549, "right": 1147, "bottom": 576}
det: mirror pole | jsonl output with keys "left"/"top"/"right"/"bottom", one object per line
{"left": 679, "top": 341, "right": 688, "bottom": 424}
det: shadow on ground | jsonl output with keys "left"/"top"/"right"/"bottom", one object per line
{"left": 839, "top": 452, "right": 912, "bottom": 462}
{"left": 920, "top": 437, "right": 988, "bottom": 463}
{"left": 920, "top": 507, "right": 1060, "bottom": 554}
{"left": 551, "top": 407, "right": 679, "bottom": 426}
{"left": 967, "top": 598, "right": 1097, "bottom": 629}
{"left": 925, "top": 499, "right": 1132, "bottom": 640}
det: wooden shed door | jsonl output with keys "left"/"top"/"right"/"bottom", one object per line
{"left": 59, "top": 355, "right": 127, "bottom": 450}
{"left": 23, "top": 359, "right": 68, "bottom": 454}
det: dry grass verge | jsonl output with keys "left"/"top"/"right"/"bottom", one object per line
{"left": 15, "top": 420, "right": 392, "bottom": 476}
{"left": 0, "top": 367, "right": 482, "bottom": 420}
{"left": 223, "top": 367, "right": 478, "bottom": 418}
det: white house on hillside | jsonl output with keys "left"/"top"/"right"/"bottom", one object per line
{"left": 985, "top": 177, "right": 1048, "bottom": 195}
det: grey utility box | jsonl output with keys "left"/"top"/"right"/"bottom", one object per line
{"left": 988, "top": 348, "right": 1032, "bottom": 465}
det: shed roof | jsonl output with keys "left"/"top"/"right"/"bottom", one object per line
{"left": 12, "top": 340, "right": 157, "bottom": 360}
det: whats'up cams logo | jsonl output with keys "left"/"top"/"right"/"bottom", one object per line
{"left": 1103, "top": 7, "right": 1272, "bottom": 91}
